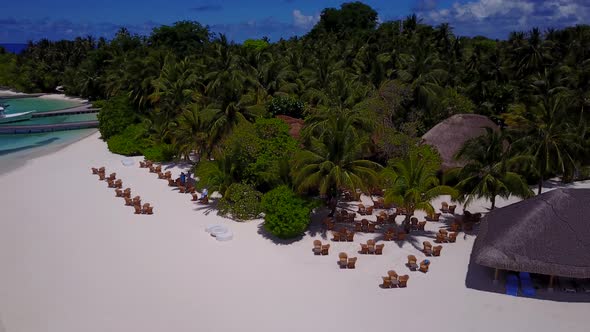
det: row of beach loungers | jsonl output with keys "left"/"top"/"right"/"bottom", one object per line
{"left": 91, "top": 167, "right": 154, "bottom": 215}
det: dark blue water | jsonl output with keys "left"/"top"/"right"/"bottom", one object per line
{"left": 0, "top": 43, "right": 27, "bottom": 54}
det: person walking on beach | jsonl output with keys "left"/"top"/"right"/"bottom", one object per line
{"left": 180, "top": 172, "right": 186, "bottom": 186}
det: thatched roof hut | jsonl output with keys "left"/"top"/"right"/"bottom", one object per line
{"left": 421, "top": 114, "right": 499, "bottom": 170}
{"left": 472, "top": 188, "right": 590, "bottom": 279}
{"left": 276, "top": 115, "right": 304, "bottom": 139}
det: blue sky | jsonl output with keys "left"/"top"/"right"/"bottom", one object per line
{"left": 0, "top": 0, "right": 588, "bottom": 43}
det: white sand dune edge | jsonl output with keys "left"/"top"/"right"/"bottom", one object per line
{"left": 0, "top": 131, "right": 588, "bottom": 332}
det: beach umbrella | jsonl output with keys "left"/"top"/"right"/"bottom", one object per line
{"left": 472, "top": 188, "right": 590, "bottom": 279}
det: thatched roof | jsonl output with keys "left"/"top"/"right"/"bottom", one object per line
{"left": 276, "top": 115, "right": 304, "bottom": 139}
{"left": 472, "top": 189, "right": 590, "bottom": 278}
{"left": 421, "top": 114, "right": 499, "bottom": 170}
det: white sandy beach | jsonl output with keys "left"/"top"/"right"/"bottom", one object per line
{"left": 0, "top": 131, "right": 589, "bottom": 332}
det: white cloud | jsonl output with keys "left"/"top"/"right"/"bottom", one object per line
{"left": 292, "top": 9, "right": 319, "bottom": 29}
{"left": 449, "top": 0, "right": 534, "bottom": 21}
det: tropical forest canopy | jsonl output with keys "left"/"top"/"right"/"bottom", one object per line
{"left": 1, "top": 2, "right": 589, "bottom": 235}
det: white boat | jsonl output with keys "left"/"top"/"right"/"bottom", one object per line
{"left": 0, "top": 106, "right": 33, "bottom": 124}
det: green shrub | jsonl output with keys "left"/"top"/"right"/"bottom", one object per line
{"left": 97, "top": 95, "right": 137, "bottom": 140}
{"left": 218, "top": 183, "right": 263, "bottom": 221}
{"left": 267, "top": 96, "right": 305, "bottom": 118}
{"left": 106, "top": 123, "right": 149, "bottom": 156}
{"left": 143, "top": 143, "right": 175, "bottom": 162}
{"left": 262, "top": 186, "right": 311, "bottom": 239}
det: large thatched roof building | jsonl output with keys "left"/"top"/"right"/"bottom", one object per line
{"left": 472, "top": 188, "right": 590, "bottom": 279}
{"left": 421, "top": 114, "right": 499, "bottom": 170}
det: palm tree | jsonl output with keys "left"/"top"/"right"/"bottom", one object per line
{"left": 171, "top": 106, "right": 207, "bottom": 161}
{"left": 293, "top": 114, "right": 382, "bottom": 215}
{"left": 515, "top": 95, "right": 583, "bottom": 194}
{"left": 450, "top": 128, "right": 533, "bottom": 209}
{"left": 382, "top": 151, "right": 457, "bottom": 230}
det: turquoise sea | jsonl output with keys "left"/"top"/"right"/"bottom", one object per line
{"left": 0, "top": 97, "right": 98, "bottom": 172}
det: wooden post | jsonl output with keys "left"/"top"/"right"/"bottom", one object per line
{"left": 493, "top": 268, "right": 499, "bottom": 285}
{"left": 548, "top": 275, "right": 555, "bottom": 292}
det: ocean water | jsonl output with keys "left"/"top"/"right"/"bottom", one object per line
{"left": 0, "top": 97, "right": 98, "bottom": 171}
{"left": 1, "top": 97, "right": 81, "bottom": 114}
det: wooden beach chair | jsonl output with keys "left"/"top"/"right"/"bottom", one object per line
{"left": 373, "top": 198, "right": 384, "bottom": 209}
{"left": 410, "top": 217, "right": 419, "bottom": 230}
{"left": 331, "top": 231, "right": 342, "bottom": 242}
{"left": 123, "top": 188, "right": 131, "bottom": 198}
{"left": 365, "top": 206, "right": 374, "bottom": 215}
{"left": 91, "top": 167, "right": 99, "bottom": 174}
{"left": 432, "top": 245, "right": 443, "bottom": 256}
{"left": 417, "top": 221, "right": 427, "bottom": 231}
{"left": 346, "top": 231, "right": 354, "bottom": 242}
{"left": 419, "top": 260, "right": 430, "bottom": 273}
{"left": 198, "top": 196, "right": 209, "bottom": 204}
{"left": 354, "top": 222, "right": 362, "bottom": 232}
{"left": 382, "top": 276, "right": 393, "bottom": 289}
{"left": 407, "top": 255, "right": 418, "bottom": 271}
{"left": 440, "top": 202, "right": 449, "bottom": 213}
{"left": 321, "top": 244, "right": 330, "bottom": 255}
{"left": 134, "top": 205, "right": 142, "bottom": 214}
{"left": 324, "top": 218, "right": 335, "bottom": 230}
{"left": 142, "top": 203, "right": 150, "bottom": 214}
{"left": 449, "top": 205, "right": 457, "bottom": 214}
{"left": 436, "top": 233, "right": 446, "bottom": 243}
{"left": 398, "top": 275, "right": 409, "bottom": 287}
{"left": 139, "top": 161, "right": 147, "bottom": 168}
{"left": 425, "top": 213, "right": 441, "bottom": 221}
{"left": 168, "top": 179, "right": 177, "bottom": 187}
{"left": 347, "top": 257, "right": 357, "bottom": 269}
{"left": 154, "top": 165, "right": 162, "bottom": 173}
{"left": 387, "top": 270, "right": 400, "bottom": 287}
{"left": 375, "top": 243, "right": 384, "bottom": 255}
{"left": 114, "top": 179, "right": 122, "bottom": 189}
{"left": 191, "top": 193, "right": 199, "bottom": 201}
{"left": 313, "top": 240, "right": 322, "bottom": 255}
{"left": 98, "top": 167, "right": 105, "bottom": 174}
{"left": 149, "top": 165, "right": 157, "bottom": 173}
{"left": 339, "top": 253, "right": 348, "bottom": 268}
{"left": 145, "top": 160, "right": 153, "bottom": 168}
{"left": 360, "top": 243, "right": 369, "bottom": 255}
{"left": 157, "top": 172, "right": 165, "bottom": 179}
{"left": 451, "top": 222, "right": 461, "bottom": 232}
{"left": 107, "top": 179, "right": 115, "bottom": 188}
{"left": 164, "top": 171, "right": 172, "bottom": 179}
{"left": 367, "top": 223, "right": 376, "bottom": 233}
{"left": 367, "top": 239, "right": 376, "bottom": 254}
{"left": 108, "top": 173, "right": 116, "bottom": 181}
{"left": 124, "top": 197, "right": 133, "bottom": 206}
{"left": 448, "top": 232, "right": 458, "bottom": 243}
{"left": 145, "top": 206, "right": 153, "bottom": 215}
{"left": 361, "top": 219, "right": 369, "bottom": 232}
{"left": 115, "top": 189, "right": 123, "bottom": 197}
{"left": 423, "top": 241, "right": 433, "bottom": 256}
{"left": 384, "top": 229, "right": 396, "bottom": 241}
{"left": 358, "top": 204, "right": 366, "bottom": 215}
{"left": 98, "top": 173, "right": 106, "bottom": 180}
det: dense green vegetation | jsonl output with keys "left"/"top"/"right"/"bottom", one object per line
{"left": 261, "top": 186, "right": 312, "bottom": 239}
{"left": 2, "top": 2, "right": 589, "bottom": 236}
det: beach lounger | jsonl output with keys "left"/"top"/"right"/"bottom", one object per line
{"left": 423, "top": 241, "right": 433, "bottom": 256}
{"left": 347, "top": 257, "right": 357, "bottom": 269}
{"left": 313, "top": 240, "right": 322, "bottom": 255}
{"left": 360, "top": 243, "right": 369, "bottom": 255}
{"left": 419, "top": 260, "right": 430, "bottom": 273}
{"left": 321, "top": 244, "right": 330, "bottom": 255}
{"left": 407, "top": 255, "right": 418, "bottom": 271}
{"left": 375, "top": 244, "right": 384, "bottom": 255}
{"left": 432, "top": 245, "right": 443, "bottom": 256}
{"left": 505, "top": 274, "right": 519, "bottom": 296}
{"left": 398, "top": 275, "right": 409, "bottom": 287}
{"left": 338, "top": 252, "right": 348, "bottom": 268}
